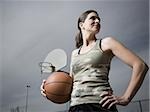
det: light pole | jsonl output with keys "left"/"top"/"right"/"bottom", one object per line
{"left": 25, "top": 84, "right": 30, "bottom": 112}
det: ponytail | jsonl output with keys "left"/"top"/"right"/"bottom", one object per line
{"left": 75, "top": 31, "right": 83, "bottom": 48}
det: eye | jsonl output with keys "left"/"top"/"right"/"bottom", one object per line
{"left": 90, "top": 16, "right": 100, "bottom": 21}
{"left": 90, "top": 16, "right": 96, "bottom": 20}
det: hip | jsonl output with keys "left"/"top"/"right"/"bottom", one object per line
{"left": 69, "top": 103, "right": 118, "bottom": 112}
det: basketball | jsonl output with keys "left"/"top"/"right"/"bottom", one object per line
{"left": 44, "top": 71, "right": 73, "bottom": 104}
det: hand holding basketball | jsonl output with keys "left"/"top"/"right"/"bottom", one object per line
{"left": 40, "top": 80, "right": 46, "bottom": 97}
{"left": 40, "top": 71, "right": 73, "bottom": 104}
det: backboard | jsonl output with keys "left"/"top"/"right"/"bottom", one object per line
{"left": 39, "top": 49, "right": 67, "bottom": 74}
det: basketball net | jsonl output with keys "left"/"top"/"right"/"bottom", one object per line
{"left": 39, "top": 62, "right": 56, "bottom": 74}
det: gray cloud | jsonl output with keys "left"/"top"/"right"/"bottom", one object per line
{"left": 1, "top": 1, "right": 149, "bottom": 112}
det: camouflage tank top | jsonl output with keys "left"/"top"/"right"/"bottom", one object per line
{"left": 70, "top": 39, "right": 114, "bottom": 106}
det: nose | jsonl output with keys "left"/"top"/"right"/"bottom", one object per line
{"left": 95, "top": 18, "right": 100, "bottom": 24}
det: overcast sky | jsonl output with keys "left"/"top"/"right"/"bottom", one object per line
{"left": 0, "top": 0, "right": 149, "bottom": 112}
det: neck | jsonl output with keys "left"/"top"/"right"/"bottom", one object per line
{"left": 82, "top": 32, "right": 96, "bottom": 46}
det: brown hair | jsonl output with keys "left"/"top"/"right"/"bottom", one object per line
{"left": 75, "top": 10, "right": 99, "bottom": 48}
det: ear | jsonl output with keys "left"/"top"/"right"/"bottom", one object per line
{"left": 79, "top": 22, "right": 84, "bottom": 29}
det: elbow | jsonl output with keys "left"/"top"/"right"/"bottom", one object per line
{"left": 144, "top": 63, "right": 149, "bottom": 73}
{"left": 138, "top": 61, "right": 149, "bottom": 75}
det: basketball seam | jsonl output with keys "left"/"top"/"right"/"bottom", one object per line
{"left": 45, "top": 91, "right": 71, "bottom": 96}
{"left": 45, "top": 81, "right": 72, "bottom": 85}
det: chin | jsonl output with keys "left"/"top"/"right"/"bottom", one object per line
{"left": 94, "top": 29, "right": 100, "bottom": 34}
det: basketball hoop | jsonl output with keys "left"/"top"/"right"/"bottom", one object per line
{"left": 39, "top": 48, "right": 67, "bottom": 74}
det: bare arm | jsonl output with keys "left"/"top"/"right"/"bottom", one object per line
{"left": 100, "top": 37, "right": 149, "bottom": 108}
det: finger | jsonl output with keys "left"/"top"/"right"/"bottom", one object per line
{"left": 43, "top": 79, "right": 46, "bottom": 83}
{"left": 40, "top": 91, "right": 46, "bottom": 97}
{"left": 99, "top": 95, "right": 113, "bottom": 104}
{"left": 108, "top": 100, "right": 118, "bottom": 109}
{"left": 102, "top": 97, "right": 115, "bottom": 107}
{"left": 100, "top": 91, "right": 109, "bottom": 97}
{"left": 40, "top": 83, "right": 45, "bottom": 92}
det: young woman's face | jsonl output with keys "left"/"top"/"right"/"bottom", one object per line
{"left": 81, "top": 12, "right": 100, "bottom": 34}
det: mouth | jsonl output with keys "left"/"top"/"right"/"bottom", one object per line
{"left": 95, "top": 23, "right": 100, "bottom": 26}
{"left": 92, "top": 22, "right": 100, "bottom": 27}
{"left": 91, "top": 22, "right": 100, "bottom": 31}
{"left": 93, "top": 24, "right": 100, "bottom": 29}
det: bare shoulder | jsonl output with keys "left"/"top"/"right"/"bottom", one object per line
{"left": 101, "top": 37, "right": 119, "bottom": 51}
{"left": 102, "top": 37, "right": 118, "bottom": 44}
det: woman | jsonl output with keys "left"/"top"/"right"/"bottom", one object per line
{"left": 41, "top": 10, "right": 149, "bottom": 112}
